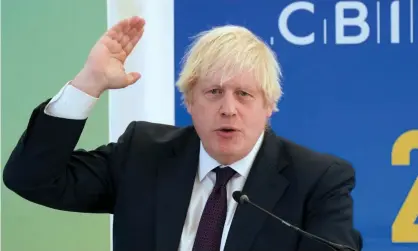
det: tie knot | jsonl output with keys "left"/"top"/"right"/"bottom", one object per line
{"left": 213, "top": 166, "right": 236, "bottom": 187}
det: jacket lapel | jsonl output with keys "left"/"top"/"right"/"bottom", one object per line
{"left": 224, "top": 129, "right": 290, "bottom": 251}
{"left": 155, "top": 127, "right": 200, "bottom": 251}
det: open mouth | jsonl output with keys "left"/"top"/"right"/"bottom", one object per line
{"left": 219, "top": 128, "right": 236, "bottom": 132}
{"left": 216, "top": 127, "right": 239, "bottom": 137}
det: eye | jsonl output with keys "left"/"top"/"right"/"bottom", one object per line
{"left": 237, "top": 90, "right": 250, "bottom": 97}
{"left": 208, "top": 89, "right": 222, "bottom": 95}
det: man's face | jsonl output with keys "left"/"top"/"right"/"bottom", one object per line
{"left": 187, "top": 71, "right": 273, "bottom": 164}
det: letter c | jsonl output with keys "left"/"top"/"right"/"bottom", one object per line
{"left": 278, "top": 1, "right": 315, "bottom": 45}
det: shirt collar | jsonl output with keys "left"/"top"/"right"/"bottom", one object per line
{"left": 198, "top": 132, "right": 265, "bottom": 181}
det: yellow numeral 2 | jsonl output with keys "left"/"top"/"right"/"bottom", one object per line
{"left": 392, "top": 130, "right": 418, "bottom": 243}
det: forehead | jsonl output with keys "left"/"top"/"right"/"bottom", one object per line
{"left": 198, "top": 70, "right": 260, "bottom": 90}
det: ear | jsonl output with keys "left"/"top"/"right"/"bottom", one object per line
{"left": 184, "top": 90, "right": 194, "bottom": 114}
{"left": 265, "top": 103, "right": 274, "bottom": 118}
{"left": 185, "top": 95, "right": 193, "bottom": 114}
{"left": 186, "top": 101, "right": 192, "bottom": 114}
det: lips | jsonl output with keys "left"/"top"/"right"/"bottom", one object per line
{"left": 216, "top": 127, "right": 238, "bottom": 132}
{"left": 215, "top": 127, "right": 239, "bottom": 138}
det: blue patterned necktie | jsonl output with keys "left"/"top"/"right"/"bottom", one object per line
{"left": 192, "top": 166, "right": 237, "bottom": 251}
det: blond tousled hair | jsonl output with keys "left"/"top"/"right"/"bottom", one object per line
{"left": 175, "top": 25, "right": 283, "bottom": 112}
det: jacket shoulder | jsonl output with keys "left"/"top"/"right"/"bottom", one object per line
{"left": 277, "top": 136, "right": 355, "bottom": 182}
{"left": 124, "top": 121, "right": 196, "bottom": 151}
{"left": 282, "top": 137, "right": 351, "bottom": 165}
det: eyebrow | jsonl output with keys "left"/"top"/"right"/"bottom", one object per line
{"left": 200, "top": 77, "right": 259, "bottom": 91}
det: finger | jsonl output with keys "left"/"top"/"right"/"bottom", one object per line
{"left": 106, "top": 29, "right": 122, "bottom": 44}
{"left": 104, "top": 24, "right": 125, "bottom": 43}
{"left": 122, "top": 19, "right": 131, "bottom": 34}
{"left": 124, "top": 28, "right": 144, "bottom": 55}
{"left": 125, "top": 72, "right": 141, "bottom": 85}
{"left": 107, "top": 16, "right": 143, "bottom": 40}
{"left": 113, "top": 18, "right": 130, "bottom": 33}
{"left": 120, "top": 32, "right": 131, "bottom": 48}
{"left": 108, "top": 17, "right": 145, "bottom": 46}
{"left": 128, "top": 16, "right": 145, "bottom": 30}
{"left": 122, "top": 17, "right": 145, "bottom": 44}
{"left": 122, "top": 16, "right": 144, "bottom": 35}
{"left": 118, "top": 29, "right": 135, "bottom": 51}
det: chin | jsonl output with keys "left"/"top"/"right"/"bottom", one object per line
{"left": 214, "top": 147, "right": 245, "bottom": 165}
{"left": 216, "top": 143, "right": 243, "bottom": 156}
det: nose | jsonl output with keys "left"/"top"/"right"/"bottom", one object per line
{"left": 219, "top": 92, "right": 237, "bottom": 117}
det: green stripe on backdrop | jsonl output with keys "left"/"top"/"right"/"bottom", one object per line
{"left": 1, "top": 1, "right": 111, "bottom": 251}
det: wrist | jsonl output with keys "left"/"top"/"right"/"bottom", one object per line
{"left": 71, "top": 70, "right": 106, "bottom": 98}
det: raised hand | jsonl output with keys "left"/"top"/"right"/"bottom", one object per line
{"left": 72, "top": 16, "right": 145, "bottom": 97}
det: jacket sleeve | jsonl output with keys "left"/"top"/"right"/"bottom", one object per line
{"left": 297, "top": 160, "right": 363, "bottom": 251}
{"left": 2, "top": 100, "right": 135, "bottom": 214}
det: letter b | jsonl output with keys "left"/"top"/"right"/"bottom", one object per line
{"left": 335, "top": 1, "right": 370, "bottom": 44}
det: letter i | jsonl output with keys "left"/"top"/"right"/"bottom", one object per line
{"left": 391, "top": 0, "right": 400, "bottom": 43}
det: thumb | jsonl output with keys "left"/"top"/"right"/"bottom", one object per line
{"left": 126, "top": 72, "right": 141, "bottom": 85}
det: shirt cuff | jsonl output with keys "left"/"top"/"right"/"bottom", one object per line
{"left": 44, "top": 81, "right": 98, "bottom": 120}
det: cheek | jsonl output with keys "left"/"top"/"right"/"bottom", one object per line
{"left": 190, "top": 102, "right": 212, "bottom": 123}
{"left": 241, "top": 107, "right": 270, "bottom": 128}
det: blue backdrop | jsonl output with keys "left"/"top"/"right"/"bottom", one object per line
{"left": 174, "top": 0, "right": 418, "bottom": 250}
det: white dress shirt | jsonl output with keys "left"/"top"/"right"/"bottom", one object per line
{"left": 44, "top": 83, "right": 264, "bottom": 251}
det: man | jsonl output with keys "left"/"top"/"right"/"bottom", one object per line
{"left": 3, "top": 16, "right": 362, "bottom": 251}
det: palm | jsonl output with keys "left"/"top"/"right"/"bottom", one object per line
{"left": 87, "top": 16, "right": 145, "bottom": 89}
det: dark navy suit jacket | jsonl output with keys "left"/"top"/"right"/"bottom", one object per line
{"left": 3, "top": 100, "right": 362, "bottom": 251}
